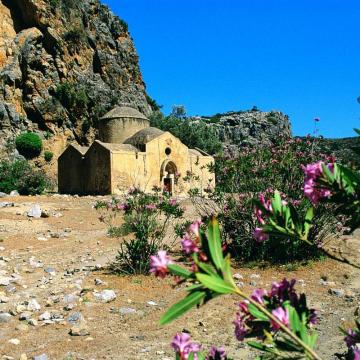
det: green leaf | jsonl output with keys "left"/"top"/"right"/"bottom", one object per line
{"left": 222, "top": 255, "right": 237, "bottom": 288}
{"left": 159, "top": 291, "right": 206, "bottom": 325}
{"left": 196, "top": 273, "right": 235, "bottom": 294}
{"left": 354, "top": 128, "right": 360, "bottom": 136}
{"left": 168, "top": 264, "right": 192, "bottom": 278}
{"left": 247, "top": 303, "right": 269, "bottom": 321}
{"left": 271, "top": 190, "right": 282, "bottom": 214}
{"left": 288, "top": 306, "right": 301, "bottom": 333}
{"left": 207, "top": 217, "right": 225, "bottom": 271}
{"left": 303, "top": 207, "right": 314, "bottom": 238}
{"left": 196, "top": 260, "right": 218, "bottom": 276}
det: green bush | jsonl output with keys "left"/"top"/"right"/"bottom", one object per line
{"left": 94, "top": 189, "right": 184, "bottom": 275}
{"left": 149, "top": 111, "right": 222, "bottom": 155}
{"left": 190, "top": 137, "right": 337, "bottom": 263}
{"left": 0, "top": 160, "right": 48, "bottom": 195}
{"left": 54, "top": 82, "right": 89, "bottom": 117}
{"left": 15, "top": 132, "right": 42, "bottom": 159}
{"left": 44, "top": 151, "right": 54, "bottom": 162}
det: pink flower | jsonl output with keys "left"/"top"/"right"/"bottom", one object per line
{"left": 181, "top": 233, "right": 199, "bottom": 255}
{"left": 251, "top": 289, "right": 267, "bottom": 304}
{"left": 149, "top": 250, "right": 173, "bottom": 278}
{"left": 354, "top": 349, "right": 360, "bottom": 360}
{"left": 169, "top": 198, "right": 178, "bottom": 206}
{"left": 208, "top": 346, "right": 227, "bottom": 359}
{"left": 271, "top": 306, "right": 289, "bottom": 330}
{"left": 117, "top": 203, "right": 128, "bottom": 210}
{"left": 270, "top": 278, "right": 297, "bottom": 303}
{"left": 171, "top": 333, "right": 201, "bottom": 360}
{"left": 188, "top": 220, "right": 202, "bottom": 238}
{"left": 255, "top": 207, "right": 265, "bottom": 225}
{"left": 145, "top": 203, "right": 157, "bottom": 211}
{"left": 233, "top": 315, "right": 248, "bottom": 341}
{"left": 302, "top": 161, "right": 333, "bottom": 204}
{"left": 309, "top": 309, "right": 317, "bottom": 325}
{"left": 345, "top": 329, "right": 358, "bottom": 348}
{"left": 253, "top": 227, "right": 269, "bottom": 243}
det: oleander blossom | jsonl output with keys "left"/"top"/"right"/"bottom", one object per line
{"left": 354, "top": 349, "right": 360, "bottom": 360}
{"left": 149, "top": 250, "right": 173, "bottom": 278}
{"left": 207, "top": 346, "right": 227, "bottom": 360}
{"left": 251, "top": 288, "right": 267, "bottom": 304}
{"left": 189, "top": 219, "right": 202, "bottom": 238}
{"left": 271, "top": 306, "right": 289, "bottom": 330}
{"left": 302, "top": 161, "right": 333, "bottom": 204}
{"left": 253, "top": 227, "right": 269, "bottom": 243}
{"left": 145, "top": 203, "right": 157, "bottom": 211}
{"left": 181, "top": 233, "right": 199, "bottom": 255}
{"left": 171, "top": 333, "right": 201, "bottom": 360}
{"left": 233, "top": 301, "right": 251, "bottom": 341}
{"left": 345, "top": 329, "right": 358, "bottom": 348}
{"left": 169, "top": 198, "right": 178, "bottom": 206}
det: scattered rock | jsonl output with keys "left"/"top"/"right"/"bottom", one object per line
{"left": 0, "top": 312, "right": 12, "bottom": 323}
{"left": 118, "top": 307, "right": 137, "bottom": 315}
{"left": 0, "top": 202, "right": 14, "bottom": 208}
{"left": 33, "top": 354, "right": 48, "bottom": 360}
{"left": 27, "top": 299, "right": 41, "bottom": 311}
{"left": 0, "top": 192, "right": 8, "bottom": 198}
{"left": 147, "top": 301, "right": 158, "bottom": 306}
{"left": 233, "top": 273, "right": 243, "bottom": 280}
{"left": 93, "top": 289, "right": 116, "bottom": 303}
{"left": 27, "top": 205, "right": 42, "bottom": 218}
{"left": 9, "top": 190, "right": 19, "bottom": 196}
{"left": 0, "top": 276, "right": 11, "bottom": 286}
{"left": 28, "top": 318, "right": 38, "bottom": 326}
{"left": 39, "top": 312, "right": 51, "bottom": 321}
{"left": 250, "top": 274, "right": 260, "bottom": 279}
{"left": 69, "top": 322, "right": 90, "bottom": 336}
{"left": 329, "top": 288, "right": 345, "bottom": 297}
{"left": 94, "top": 278, "right": 103, "bottom": 285}
{"left": 67, "top": 311, "right": 84, "bottom": 325}
{"left": 8, "top": 338, "right": 20, "bottom": 345}
{"left": 19, "top": 312, "right": 32, "bottom": 321}
{"left": 44, "top": 267, "right": 56, "bottom": 276}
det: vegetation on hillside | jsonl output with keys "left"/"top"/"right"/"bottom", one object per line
{"left": 149, "top": 111, "right": 222, "bottom": 155}
{"left": 0, "top": 160, "right": 48, "bottom": 195}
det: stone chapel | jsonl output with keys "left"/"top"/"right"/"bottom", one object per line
{"left": 58, "top": 106, "right": 215, "bottom": 196}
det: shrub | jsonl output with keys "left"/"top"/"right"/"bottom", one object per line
{"left": 64, "top": 26, "right": 87, "bottom": 51}
{"left": 149, "top": 111, "right": 222, "bottom": 155}
{"left": 94, "top": 189, "right": 184, "bottom": 275}
{"left": 0, "top": 160, "right": 48, "bottom": 195}
{"left": 189, "top": 136, "right": 337, "bottom": 263}
{"left": 15, "top": 132, "right": 42, "bottom": 159}
{"left": 54, "top": 82, "right": 89, "bottom": 117}
{"left": 44, "top": 151, "right": 54, "bottom": 162}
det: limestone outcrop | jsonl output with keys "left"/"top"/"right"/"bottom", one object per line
{"left": 192, "top": 110, "right": 292, "bottom": 153}
{"left": 0, "top": 0, "right": 150, "bottom": 160}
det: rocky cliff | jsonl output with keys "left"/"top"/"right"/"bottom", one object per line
{"left": 0, "top": 0, "right": 150, "bottom": 160}
{"left": 195, "top": 110, "right": 292, "bottom": 153}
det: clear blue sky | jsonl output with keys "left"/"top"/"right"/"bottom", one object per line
{"left": 103, "top": 0, "right": 360, "bottom": 138}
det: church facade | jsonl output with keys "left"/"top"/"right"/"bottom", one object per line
{"left": 58, "top": 106, "right": 215, "bottom": 196}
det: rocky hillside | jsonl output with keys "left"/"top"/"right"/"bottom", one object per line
{"left": 194, "top": 109, "right": 292, "bottom": 153}
{"left": 0, "top": 0, "right": 150, "bottom": 160}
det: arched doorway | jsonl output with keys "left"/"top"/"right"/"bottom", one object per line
{"left": 161, "top": 160, "right": 177, "bottom": 195}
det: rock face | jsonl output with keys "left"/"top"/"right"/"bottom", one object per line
{"left": 0, "top": 0, "right": 150, "bottom": 159}
{"left": 193, "top": 110, "right": 292, "bottom": 153}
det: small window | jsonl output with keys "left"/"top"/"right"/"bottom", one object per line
{"left": 165, "top": 147, "right": 171, "bottom": 155}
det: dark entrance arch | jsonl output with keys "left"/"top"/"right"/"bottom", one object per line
{"left": 161, "top": 160, "right": 177, "bottom": 195}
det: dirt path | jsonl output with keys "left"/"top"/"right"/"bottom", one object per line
{"left": 0, "top": 195, "right": 359, "bottom": 359}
